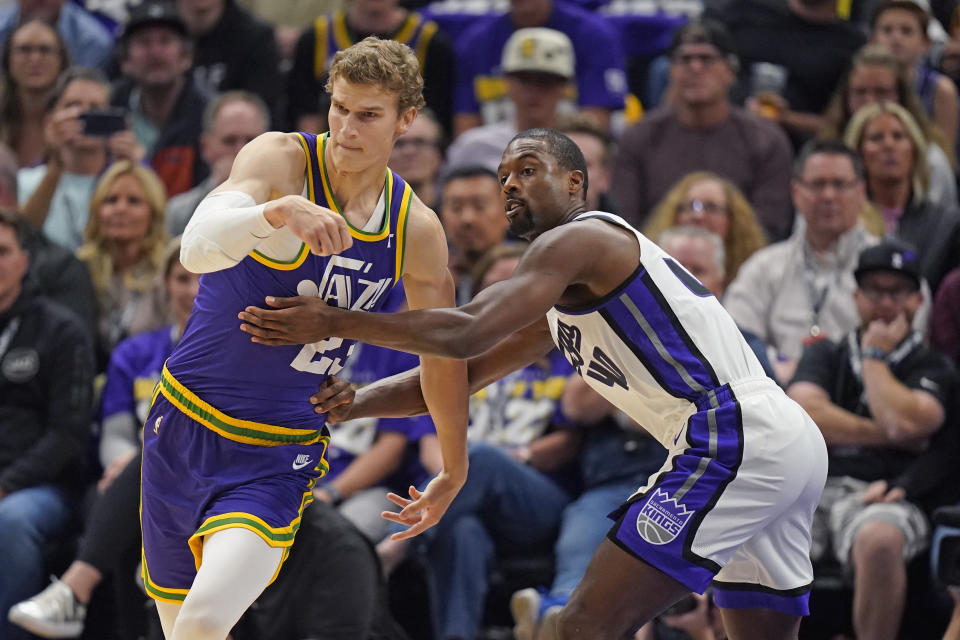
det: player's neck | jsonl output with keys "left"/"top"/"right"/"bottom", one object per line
{"left": 323, "top": 146, "right": 387, "bottom": 225}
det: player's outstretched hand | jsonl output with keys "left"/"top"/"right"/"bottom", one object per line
{"left": 239, "top": 296, "right": 334, "bottom": 345}
{"left": 381, "top": 471, "right": 465, "bottom": 540}
{"left": 311, "top": 376, "right": 355, "bottom": 423}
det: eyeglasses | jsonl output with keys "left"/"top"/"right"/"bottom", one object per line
{"left": 859, "top": 285, "right": 917, "bottom": 303}
{"left": 676, "top": 199, "right": 728, "bottom": 216}
{"left": 671, "top": 52, "right": 722, "bottom": 68}
{"left": 11, "top": 44, "right": 58, "bottom": 58}
{"left": 796, "top": 178, "right": 860, "bottom": 194}
{"left": 393, "top": 137, "right": 439, "bottom": 151}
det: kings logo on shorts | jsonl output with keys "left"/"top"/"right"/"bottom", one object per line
{"left": 636, "top": 489, "right": 693, "bottom": 545}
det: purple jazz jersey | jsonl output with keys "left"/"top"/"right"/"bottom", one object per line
{"left": 141, "top": 393, "right": 329, "bottom": 602}
{"left": 165, "top": 131, "right": 412, "bottom": 431}
{"left": 141, "top": 131, "right": 414, "bottom": 601}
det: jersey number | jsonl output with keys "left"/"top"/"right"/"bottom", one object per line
{"left": 290, "top": 337, "right": 355, "bottom": 375}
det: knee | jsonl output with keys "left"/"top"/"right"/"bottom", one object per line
{"left": 852, "top": 520, "right": 905, "bottom": 570}
{"left": 0, "top": 501, "right": 40, "bottom": 544}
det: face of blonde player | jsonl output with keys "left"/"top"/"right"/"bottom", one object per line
{"left": 326, "top": 78, "right": 415, "bottom": 175}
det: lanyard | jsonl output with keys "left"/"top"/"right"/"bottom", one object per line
{"left": 802, "top": 248, "right": 839, "bottom": 338}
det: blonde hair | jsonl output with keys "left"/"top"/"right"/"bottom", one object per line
{"left": 326, "top": 37, "right": 425, "bottom": 114}
{"left": 843, "top": 102, "right": 929, "bottom": 201}
{"left": 820, "top": 44, "right": 954, "bottom": 166}
{"left": 644, "top": 172, "right": 767, "bottom": 284}
{"left": 77, "top": 161, "right": 169, "bottom": 301}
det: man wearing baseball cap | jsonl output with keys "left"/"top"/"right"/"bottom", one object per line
{"left": 610, "top": 19, "right": 794, "bottom": 240}
{"left": 112, "top": 0, "right": 208, "bottom": 197}
{"left": 443, "top": 27, "right": 574, "bottom": 177}
{"left": 788, "top": 237, "right": 957, "bottom": 640}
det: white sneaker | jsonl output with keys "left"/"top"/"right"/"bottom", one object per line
{"left": 537, "top": 604, "right": 564, "bottom": 640}
{"left": 510, "top": 588, "right": 540, "bottom": 640}
{"left": 7, "top": 578, "right": 86, "bottom": 638}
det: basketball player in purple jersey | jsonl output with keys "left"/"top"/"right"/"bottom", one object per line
{"left": 141, "top": 38, "right": 468, "bottom": 640}
{"left": 240, "top": 129, "right": 828, "bottom": 639}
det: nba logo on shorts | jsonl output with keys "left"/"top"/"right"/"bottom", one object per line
{"left": 636, "top": 489, "right": 693, "bottom": 545}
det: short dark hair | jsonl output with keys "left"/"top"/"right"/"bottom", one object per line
{"left": 0, "top": 209, "right": 27, "bottom": 249}
{"left": 443, "top": 164, "right": 499, "bottom": 189}
{"left": 509, "top": 128, "right": 588, "bottom": 202}
{"left": 871, "top": 0, "right": 929, "bottom": 34}
{"left": 668, "top": 19, "right": 739, "bottom": 71}
{"left": 793, "top": 138, "right": 865, "bottom": 181}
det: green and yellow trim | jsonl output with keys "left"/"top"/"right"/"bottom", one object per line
{"left": 188, "top": 488, "right": 315, "bottom": 586}
{"left": 158, "top": 366, "right": 330, "bottom": 447}
{"left": 142, "top": 551, "right": 190, "bottom": 604}
{"left": 394, "top": 182, "right": 412, "bottom": 282}
{"left": 248, "top": 133, "right": 316, "bottom": 270}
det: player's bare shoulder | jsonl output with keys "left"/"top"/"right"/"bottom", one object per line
{"left": 213, "top": 132, "right": 309, "bottom": 202}
{"left": 399, "top": 192, "right": 449, "bottom": 281}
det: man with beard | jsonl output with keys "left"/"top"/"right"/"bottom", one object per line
{"left": 111, "top": 1, "right": 208, "bottom": 196}
{"left": 610, "top": 19, "right": 794, "bottom": 240}
{"left": 240, "top": 128, "right": 829, "bottom": 639}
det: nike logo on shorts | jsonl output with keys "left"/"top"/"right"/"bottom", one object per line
{"left": 292, "top": 454, "right": 313, "bottom": 470}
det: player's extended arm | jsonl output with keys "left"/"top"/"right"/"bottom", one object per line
{"left": 239, "top": 224, "right": 587, "bottom": 358}
{"left": 378, "top": 200, "right": 470, "bottom": 540}
{"left": 312, "top": 319, "right": 556, "bottom": 420}
{"left": 180, "top": 132, "right": 352, "bottom": 274}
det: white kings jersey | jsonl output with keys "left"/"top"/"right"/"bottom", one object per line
{"left": 546, "top": 212, "right": 767, "bottom": 449}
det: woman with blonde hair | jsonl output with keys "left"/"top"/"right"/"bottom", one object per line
{"left": 644, "top": 172, "right": 767, "bottom": 284}
{"left": 76, "top": 160, "right": 169, "bottom": 361}
{"left": 820, "top": 44, "right": 956, "bottom": 206}
{"left": 844, "top": 102, "right": 960, "bottom": 291}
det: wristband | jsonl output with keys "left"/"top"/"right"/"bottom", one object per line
{"left": 862, "top": 347, "right": 888, "bottom": 361}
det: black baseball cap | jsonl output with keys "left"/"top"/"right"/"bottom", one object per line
{"left": 668, "top": 19, "right": 736, "bottom": 60}
{"left": 121, "top": 1, "right": 188, "bottom": 42}
{"left": 854, "top": 238, "right": 922, "bottom": 289}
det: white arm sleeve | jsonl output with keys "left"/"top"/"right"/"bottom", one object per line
{"left": 180, "top": 190, "right": 278, "bottom": 274}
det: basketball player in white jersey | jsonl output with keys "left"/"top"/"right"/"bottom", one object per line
{"left": 239, "top": 128, "right": 829, "bottom": 639}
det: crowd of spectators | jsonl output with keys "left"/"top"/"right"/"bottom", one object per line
{"left": 0, "top": 0, "right": 959, "bottom": 639}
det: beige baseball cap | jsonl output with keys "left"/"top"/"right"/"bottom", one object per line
{"left": 501, "top": 28, "right": 575, "bottom": 80}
